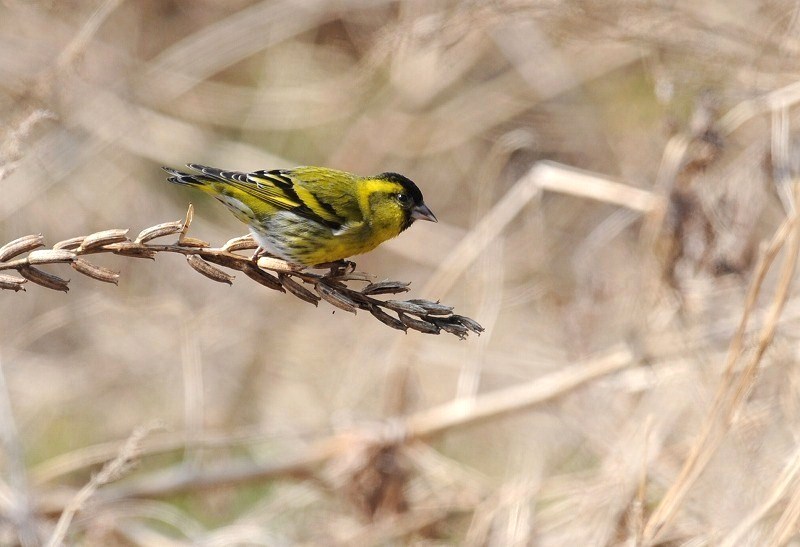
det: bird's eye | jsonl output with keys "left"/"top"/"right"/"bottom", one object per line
{"left": 396, "top": 193, "right": 410, "bottom": 205}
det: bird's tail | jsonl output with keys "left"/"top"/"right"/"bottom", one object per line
{"left": 162, "top": 166, "right": 198, "bottom": 187}
{"left": 162, "top": 164, "right": 251, "bottom": 191}
{"left": 162, "top": 165, "right": 209, "bottom": 188}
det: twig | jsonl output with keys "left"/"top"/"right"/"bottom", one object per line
{"left": 0, "top": 205, "right": 483, "bottom": 338}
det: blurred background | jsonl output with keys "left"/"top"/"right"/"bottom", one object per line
{"left": 3, "top": 0, "right": 800, "bottom": 544}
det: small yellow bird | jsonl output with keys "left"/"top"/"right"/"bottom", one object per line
{"left": 162, "top": 164, "right": 437, "bottom": 267}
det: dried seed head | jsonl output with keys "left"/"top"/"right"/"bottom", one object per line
{"left": 361, "top": 281, "right": 411, "bottom": 295}
{"left": 111, "top": 242, "right": 158, "bottom": 259}
{"left": 438, "top": 321, "right": 469, "bottom": 339}
{"left": 0, "top": 214, "right": 483, "bottom": 337}
{"left": 369, "top": 306, "right": 407, "bottom": 332}
{"left": 71, "top": 258, "right": 120, "bottom": 284}
{"left": 178, "top": 204, "right": 194, "bottom": 242}
{"left": 179, "top": 237, "right": 210, "bottom": 248}
{"left": 258, "top": 256, "right": 301, "bottom": 273}
{"left": 279, "top": 274, "right": 320, "bottom": 306}
{"left": 201, "top": 253, "right": 249, "bottom": 270}
{"left": 398, "top": 313, "right": 440, "bottom": 334}
{"left": 79, "top": 229, "right": 129, "bottom": 250}
{"left": 186, "top": 255, "right": 234, "bottom": 284}
{"left": 19, "top": 266, "right": 69, "bottom": 292}
{"left": 383, "top": 300, "right": 429, "bottom": 316}
{"left": 0, "top": 274, "right": 26, "bottom": 291}
{"left": 242, "top": 263, "right": 284, "bottom": 291}
{"left": 0, "top": 234, "right": 44, "bottom": 262}
{"left": 135, "top": 221, "right": 183, "bottom": 243}
{"left": 449, "top": 315, "right": 484, "bottom": 334}
{"left": 316, "top": 282, "right": 359, "bottom": 313}
{"left": 53, "top": 236, "right": 86, "bottom": 250}
{"left": 406, "top": 299, "right": 454, "bottom": 315}
{"left": 222, "top": 234, "right": 258, "bottom": 252}
{"left": 27, "top": 249, "right": 76, "bottom": 264}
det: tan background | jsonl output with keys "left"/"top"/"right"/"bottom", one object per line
{"left": 1, "top": 0, "right": 800, "bottom": 545}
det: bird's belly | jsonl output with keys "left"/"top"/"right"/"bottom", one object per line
{"left": 249, "top": 213, "right": 387, "bottom": 266}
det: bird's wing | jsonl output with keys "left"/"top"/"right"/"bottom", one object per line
{"left": 188, "top": 164, "right": 348, "bottom": 230}
{"left": 249, "top": 168, "right": 363, "bottom": 229}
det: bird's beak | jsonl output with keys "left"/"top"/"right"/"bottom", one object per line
{"left": 411, "top": 203, "right": 438, "bottom": 223}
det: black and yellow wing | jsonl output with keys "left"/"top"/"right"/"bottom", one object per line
{"left": 169, "top": 164, "right": 362, "bottom": 231}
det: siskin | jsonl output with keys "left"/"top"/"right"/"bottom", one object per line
{"left": 162, "top": 164, "right": 437, "bottom": 267}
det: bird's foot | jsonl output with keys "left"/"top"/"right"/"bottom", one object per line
{"left": 315, "top": 260, "right": 356, "bottom": 277}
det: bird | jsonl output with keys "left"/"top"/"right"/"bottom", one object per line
{"left": 162, "top": 164, "right": 437, "bottom": 267}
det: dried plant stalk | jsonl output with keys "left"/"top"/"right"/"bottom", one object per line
{"left": 0, "top": 205, "right": 483, "bottom": 338}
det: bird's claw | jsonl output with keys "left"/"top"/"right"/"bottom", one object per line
{"left": 315, "top": 260, "right": 356, "bottom": 277}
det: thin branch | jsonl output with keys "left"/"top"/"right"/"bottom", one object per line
{"left": 0, "top": 205, "right": 483, "bottom": 339}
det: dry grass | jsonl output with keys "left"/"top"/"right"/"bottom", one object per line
{"left": 4, "top": 0, "right": 800, "bottom": 545}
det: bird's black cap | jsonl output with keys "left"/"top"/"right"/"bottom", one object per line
{"left": 376, "top": 172, "right": 425, "bottom": 204}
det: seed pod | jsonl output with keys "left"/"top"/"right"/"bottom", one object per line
{"left": 439, "top": 321, "right": 469, "bottom": 339}
{"left": 135, "top": 221, "right": 183, "bottom": 243}
{"left": 223, "top": 235, "right": 258, "bottom": 252}
{"left": 186, "top": 255, "right": 234, "bottom": 284}
{"left": 179, "top": 237, "right": 210, "bottom": 248}
{"left": 407, "top": 299, "right": 454, "bottom": 315}
{"left": 257, "top": 256, "right": 299, "bottom": 273}
{"left": 18, "top": 266, "right": 69, "bottom": 292}
{"left": 399, "top": 313, "right": 440, "bottom": 334}
{"left": 53, "top": 236, "right": 86, "bottom": 250}
{"left": 369, "top": 306, "right": 407, "bottom": 332}
{"left": 71, "top": 258, "right": 120, "bottom": 284}
{"left": 279, "top": 274, "right": 320, "bottom": 306}
{"left": 341, "top": 289, "right": 371, "bottom": 306}
{"left": 112, "top": 242, "right": 157, "bottom": 259}
{"left": 79, "top": 229, "right": 129, "bottom": 250}
{"left": 315, "top": 282, "right": 358, "bottom": 313}
{"left": 383, "top": 300, "right": 428, "bottom": 316}
{"left": 361, "top": 281, "right": 411, "bottom": 295}
{"left": 242, "top": 263, "right": 284, "bottom": 291}
{"left": 27, "top": 249, "right": 76, "bottom": 264}
{"left": 178, "top": 204, "right": 194, "bottom": 242}
{"left": 0, "top": 274, "right": 26, "bottom": 291}
{"left": 0, "top": 234, "right": 44, "bottom": 262}
{"left": 202, "top": 252, "right": 249, "bottom": 270}
{"left": 449, "top": 315, "right": 484, "bottom": 334}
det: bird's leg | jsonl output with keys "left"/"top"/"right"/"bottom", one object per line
{"left": 250, "top": 247, "right": 266, "bottom": 261}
